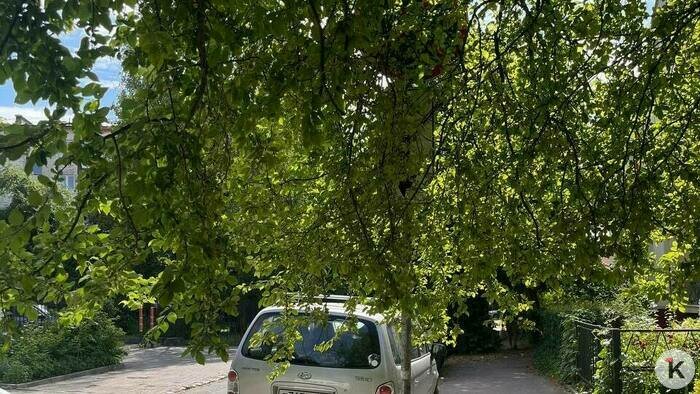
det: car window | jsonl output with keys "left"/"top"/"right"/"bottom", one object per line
{"left": 241, "top": 313, "right": 381, "bottom": 369}
{"left": 387, "top": 326, "right": 425, "bottom": 361}
{"left": 387, "top": 326, "right": 403, "bottom": 365}
{"left": 410, "top": 345, "right": 422, "bottom": 359}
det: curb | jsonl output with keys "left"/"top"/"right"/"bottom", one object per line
{"left": 178, "top": 375, "right": 227, "bottom": 392}
{"left": 0, "top": 363, "right": 124, "bottom": 390}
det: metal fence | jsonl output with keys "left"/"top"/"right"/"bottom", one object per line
{"left": 575, "top": 321, "right": 605, "bottom": 385}
{"left": 575, "top": 320, "right": 700, "bottom": 394}
{"left": 3, "top": 305, "right": 56, "bottom": 327}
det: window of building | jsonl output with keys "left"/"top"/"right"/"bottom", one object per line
{"left": 64, "top": 175, "right": 76, "bottom": 191}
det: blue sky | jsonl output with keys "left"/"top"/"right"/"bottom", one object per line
{"left": 0, "top": 29, "right": 122, "bottom": 123}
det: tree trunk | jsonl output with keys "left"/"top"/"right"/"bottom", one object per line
{"left": 401, "top": 314, "right": 412, "bottom": 394}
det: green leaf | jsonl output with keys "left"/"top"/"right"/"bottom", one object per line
{"left": 56, "top": 272, "right": 68, "bottom": 283}
{"left": 21, "top": 277, "right": 35, "bottom": 292}
{"left": 28, "top": 190, "right": 43, "bottom": 207}
{"left": 167, "top": 312, "right": 177, "bottom": 323}
{"left": 195, "top": 352, "right": 205, "bottom": 365}
{"left": 99, "top": 201, "right": 112, "bottom": 215}
{"left": 8, "top": 209, "right": 24, "bottom": 226}
{"left": 37, "top": 175, "right": 53, "bottom": 187}
{"left": 26, "top": 307, "right": 39, "bottom": 322}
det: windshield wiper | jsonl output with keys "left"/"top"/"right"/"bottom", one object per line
{"left": 291, "top": 354, "right": 320, "bottom": 366}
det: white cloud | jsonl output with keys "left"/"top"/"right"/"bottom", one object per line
{"left": 0, "top": 106, "right": 73, "bottom": 124}
{"left": 93, "top": 56, "right": 121, "bottom": 72}
{"left": 101, "top": 80, "right": 122, "bottom": 89}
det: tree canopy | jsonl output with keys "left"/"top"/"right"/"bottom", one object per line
{"left": 1, "top": 0, "right": 699, "bottom": 384}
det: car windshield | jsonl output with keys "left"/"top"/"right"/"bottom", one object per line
{"left": 241, "top": 312, "right": 381, "bottom": 369}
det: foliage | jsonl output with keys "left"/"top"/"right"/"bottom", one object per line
{"left": 621, "top": 235, "right": 700, "bottom": 311}
{"left": 0, "top": 313, "right": 125, "bottom": 384}
{"left": 0, "top": 165, "right": 71, "bottom": 221}
{"left": 536, "top": 287, "right": 699, "bottom": 393}
{"left": 594, "top": 318, "right": 700, "bottom": 394}
{"left": 533, "top": 306, "right": 605, "bottom": 386}
{"left": 533, "top": 289, "right": 652, "bottom": 385}
{"left": 533, "top": 310, "right": 577, "bottom": 383}
{"left": 2, "top": 2, "right": 700, "bottom": 388}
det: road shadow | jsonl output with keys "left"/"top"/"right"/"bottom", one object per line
{"left": 439, "top": 350, "right": 567, "bottom": 394}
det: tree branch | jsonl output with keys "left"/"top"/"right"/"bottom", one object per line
{"left": 0, "top": 3, "right": 21, "bottom": 55}
{"left": 187, "top": 0, "right": 209, "bottom": 124}
{"left": 111, "top": 135, "right": 140, "bottom": 242}
{"left": 63, "top": 173, "right": 109, "bottom": 241}
{"left": 0, "top": 129, "right": 50, "bottom": 151}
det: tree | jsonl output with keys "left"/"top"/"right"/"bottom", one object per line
{"left": 0, "top": 165, "right": 71, "bottom": 336}
{"left": 2, "top": 1, "right": 700, "bottom": 392}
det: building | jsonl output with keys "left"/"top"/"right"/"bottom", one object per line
{"left": 2, "top": 115, "right": 79, "bottom": 192}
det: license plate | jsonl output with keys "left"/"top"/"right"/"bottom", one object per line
{"left": 279, "top": 390, "right": 317, "bottom": 394}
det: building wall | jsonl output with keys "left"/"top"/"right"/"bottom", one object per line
{"left": 2, "top": 115, "right": 78, "bottom": 192}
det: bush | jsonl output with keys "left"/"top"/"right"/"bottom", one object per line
{"left": 535, "top": 295, "right": 699, "bottom": 394}
{"left": 533, "top": 307, "right": 603, "bottom": 384}
{"left": 533, "top": 292, "right": 645, "bottom": 382}
{"left": 0, "top": 313, "right": 126, "bottom": 384}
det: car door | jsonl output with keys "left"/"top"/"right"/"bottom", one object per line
{"left": 426, "top": 346, "right": 439, "bottom": 393}
{"left": 410, "top": 345, "right": 432, "bottom": 393}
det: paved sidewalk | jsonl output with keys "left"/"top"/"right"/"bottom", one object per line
{"left": 11, "top": 346, "right": 231, "bottom": 394}
{"left": 439, "top": 350, "right": 567, "bottom": 393}
{"left": 10, "top": 347, "right": 564, "bottom": 394}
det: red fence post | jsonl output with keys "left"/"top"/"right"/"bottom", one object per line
{"left": 149, "top": 305, "right": 156, "bottom": 329}
{"left": 138, "top": 306, "right": 144, "bottom": 333}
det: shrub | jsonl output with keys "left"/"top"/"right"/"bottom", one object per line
{"left": 536, "top": 308, "right": 700, "bottom": 393}
{"left": 0, "top": 313, "right": 126, "bottom": 384}
{"left": 533, "top": 306, "right": 604, "bottom": 384}
{"left": 534, "top": 287, "right": 656, "bottom": 385}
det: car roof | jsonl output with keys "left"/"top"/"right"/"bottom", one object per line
{"left": 258, "top": 303, "right": 385, "bottom": 323}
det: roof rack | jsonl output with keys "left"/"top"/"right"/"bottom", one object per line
{"left": 318, "top": 295, "right": 351, "bottom": 303}
{"left": 285, "top": 293, "right": 352, "bottom": 304}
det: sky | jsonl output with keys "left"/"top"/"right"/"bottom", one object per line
{"left": 0, "top": 1, "right": 657, "bottom": 124}
{"left": 0, "top": 29, "right": 123, "bottom": 124}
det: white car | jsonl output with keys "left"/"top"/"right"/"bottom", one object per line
{"left": 227, "top": 297, "right": 441, "bottom": 394}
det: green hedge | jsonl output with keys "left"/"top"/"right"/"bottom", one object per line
{"left": 533, "top": 307, "right": 602, "bottom": 384}
{"left": 0, "top": 313, "right": 126, "bottom": 384}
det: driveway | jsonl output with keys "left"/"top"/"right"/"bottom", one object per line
{"left": 439, "top": 350, "right": 567, "bottom": 393}
{"left": 11, "top": 346, "right": 230, "bottom": 394}
{"left": 188, "top": 350, "right": 567, "bottom": 394}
